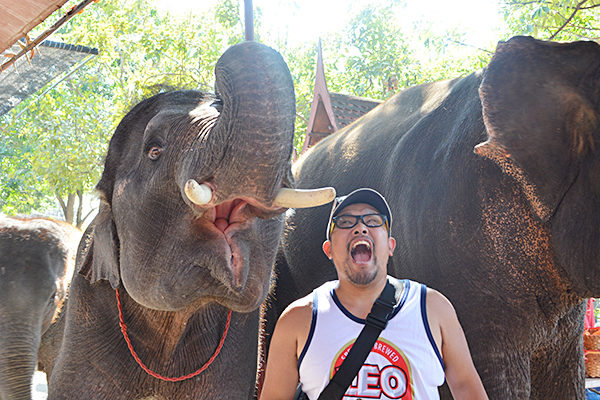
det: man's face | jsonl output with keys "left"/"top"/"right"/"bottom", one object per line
{"left": 323, "top": 203, "right": 396, "bottom": 286}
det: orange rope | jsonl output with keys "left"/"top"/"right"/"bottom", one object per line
{"left": 116, "top": 288, "right": 232, "bottom": 382}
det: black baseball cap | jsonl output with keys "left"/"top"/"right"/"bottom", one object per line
{"left": 326, "top": 188, "right": 392, "bottom": 240}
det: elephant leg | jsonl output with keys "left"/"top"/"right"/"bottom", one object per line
{"left": 530, "top": 303, "right": 586, "bottom": 400}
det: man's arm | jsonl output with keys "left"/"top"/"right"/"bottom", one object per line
{"left": 260, "top": 296, "right": 313, "bottom": 400}
{"left": 427, "top": 288, "right": 489, "bottom": 400}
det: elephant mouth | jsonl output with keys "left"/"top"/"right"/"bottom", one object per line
{"left": 351, "top": 240, "right": 372, "bottom": 264}
{"left": 195, "top": 197, "right": 282, "bottom": 293}
{"left": 207, "top": 197, "right": 283, "bottom": 233}
{"left": 213, "top": 198, "right": 249, "bottom": 234}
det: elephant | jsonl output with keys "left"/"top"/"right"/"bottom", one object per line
{"left": 45, "top": 41, "right": 333, "bottom": 399}
{"left": 0, "top": 216, "right": 81, "bottom": 400}
{"left": 266, "top": 36, "right": 600, "bottom": 399}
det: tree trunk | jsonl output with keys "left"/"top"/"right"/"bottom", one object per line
{"left": 55, "top": 191, "right": 76, "bottom": 225}
{"left": 76, "top": 190, "right": 83, "bottom": 228}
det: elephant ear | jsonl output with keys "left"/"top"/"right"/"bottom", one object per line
{"left": 475, "top": 36, "right": 599, "bottom": 222}
{"left": 77, "top": 200, "right": 120, "bottom": 289}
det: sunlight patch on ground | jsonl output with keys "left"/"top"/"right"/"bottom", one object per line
{"left": 33, "top": 371, "right": 47, "bottom": 400}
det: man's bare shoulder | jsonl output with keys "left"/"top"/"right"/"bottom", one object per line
{"left": 426, "top": 287, "right": 456, "bottom": 316}
{"left": 272, "top": 292, "right": 314, "bottom": 350}
{"left": 278, "top": 292, "right": 313, "bottom": 323}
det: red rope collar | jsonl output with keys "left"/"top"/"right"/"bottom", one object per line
{"left": 116, "top": 288, "right": 232, "bottom": 382}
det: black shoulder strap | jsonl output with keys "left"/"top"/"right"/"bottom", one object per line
{"left": 317, "top": 279, "right": 399, "bottom": 400}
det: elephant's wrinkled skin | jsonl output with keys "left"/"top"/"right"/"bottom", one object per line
{"left": 0, "top": 216, "right": 81, "bottom": 400}
{"left": 48, "top": 42, "right": 302, "bottom": 399}
{"left": 267, "top": 36, "right": 600, "bottom": 399}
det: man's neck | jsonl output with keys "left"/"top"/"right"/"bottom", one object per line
{"left": 334, "top": 275, "right": 388, "bottom": 319}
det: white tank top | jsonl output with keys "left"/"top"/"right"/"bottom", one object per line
{"left": 298, "top": 279, "right": 445, "bottom": 400}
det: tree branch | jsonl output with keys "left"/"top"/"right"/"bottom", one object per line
{"left": 55, "top": 190, "right": 67, "bottom": 220}
{"left": 80, "top": 207, "right": 97, "bottom": 228}
{"left": 549, "top": 0, "right": 589, "bottom": 40}
{"left": 76, "top": 189, "right": 83, "bottom": 228}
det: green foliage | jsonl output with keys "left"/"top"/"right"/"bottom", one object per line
{"left": 501, "top": 0, "right": 600, "bottom": 40}
{"left": 274, "top": 41, "right": 318, "bottom": 154}
{"left": 0, "top": 60, "right": 112, "bottom": 224}
{"left": 0, "top": 0, "right": 245, "bottom": 224}
{"left": 11, "top": 0, "right": 581, "bottom": 221}
{"left": 322, "top": 2, "right": 419, "bottom": 99}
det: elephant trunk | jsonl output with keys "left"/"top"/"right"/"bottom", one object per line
{"left": 0, "top": 322, "right": 41, "bottom": 400}
{"left": 182, "top": 41, "right": 297, "bottom": 206}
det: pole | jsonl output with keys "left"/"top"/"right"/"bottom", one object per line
{"left": 244, "top": 0, "right": 254, "bottom": 41}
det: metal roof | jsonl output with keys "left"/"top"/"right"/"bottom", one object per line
{"left": 0, "top": 40, "right": 98, "bottom": 116}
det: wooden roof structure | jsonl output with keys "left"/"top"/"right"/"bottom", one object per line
{"left": 0, "top": 0, "right": 69, "bottom": 54}
{"left": 301, "top": 39, "right": 382, "bottom": 154}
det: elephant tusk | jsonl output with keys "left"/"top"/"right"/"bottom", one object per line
{"left": 184, "top": 179, "right": 213, "bottom": 206}
{"left": 273, "top": 187, "right": 336, "bottom": 209}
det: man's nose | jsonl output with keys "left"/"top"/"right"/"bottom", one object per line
{"left": 353, "top": 222, "right": 369, "bottom": 235}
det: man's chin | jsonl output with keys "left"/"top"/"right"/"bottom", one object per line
{"left": 345, "top": 268, "right": 378, "bottom": 286}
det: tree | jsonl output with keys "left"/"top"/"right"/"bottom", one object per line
{"left": 0, "top": 67, "right": 112, "bottom": 227}
{"left": 0, "top": 0, "right": 244, "bottom": 226}
{"left": 1, "top": 0, "right": 508, "bottom": 221}
{"left": 266, "top": 0, "right": 495, "bottom": 151}
{"left": 501, "top": 0, "right": 600, "bottom": 40}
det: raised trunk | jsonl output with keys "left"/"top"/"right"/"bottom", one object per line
{"left": 181, "top": 41, "right": 296, "bottom": 206}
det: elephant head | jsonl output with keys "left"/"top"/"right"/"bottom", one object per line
{"left": 0, "top": 217, "right": 81, "bottom": 400}
{"left": 476, "top": 36, "right": 600, "bottom": 295}
{"left": 78, "top": 41, "right": 333, "bottom": 313}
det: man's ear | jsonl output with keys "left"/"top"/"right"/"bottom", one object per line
{"left": 388, "top": 237, "right": 396, "bottom": 256}
{"left": 322, "top": 240, "right": 332, "bottom": 259}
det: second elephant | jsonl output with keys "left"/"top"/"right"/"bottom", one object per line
{"left": 268, "top": 36, "right": 600, "bottom": 399}
{"left": 0, "top": 216, "right": 81, "bottom": 400}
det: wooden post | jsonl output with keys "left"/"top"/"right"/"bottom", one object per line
{"left": 244, "top": 0, "right": 254, "bottom": 41}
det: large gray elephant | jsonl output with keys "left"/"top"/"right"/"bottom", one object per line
{"left": 0, "top": 216, "right": 81, "bottom": 400}
{"left": 44, "top": 42, "right": 332, "bottom": 399}
{"left": 267, "top": 36, "right": 600, "bottom": 399}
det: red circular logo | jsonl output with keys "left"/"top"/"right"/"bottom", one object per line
{"left": 330, "top": 338, "right": 413, "bottom": 399}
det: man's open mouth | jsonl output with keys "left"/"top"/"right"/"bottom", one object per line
{"left": 351, "top": 240, "right": 372, "bottom": 263}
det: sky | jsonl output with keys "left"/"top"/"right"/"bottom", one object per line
{"left": 154, "top": 0, "right": 505, "bottom": 50}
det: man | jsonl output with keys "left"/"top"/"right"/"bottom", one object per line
{"left": 261, "top": 188, "right": 488, "bottom": 400}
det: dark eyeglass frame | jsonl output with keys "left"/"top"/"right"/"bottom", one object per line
{"left": 331, "top": 214, "right": 388, "bottom": 230}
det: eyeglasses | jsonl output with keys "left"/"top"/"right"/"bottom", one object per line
{"left": 332, "top": 214, "right": 388, "bottom": 230}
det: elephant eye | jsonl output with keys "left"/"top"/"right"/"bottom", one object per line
{"left": 148, "top": 146, "right": 163, "bottom": 160}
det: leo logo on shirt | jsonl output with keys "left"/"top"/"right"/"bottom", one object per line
{"left": 330, "top": 338, "right": 414, "bottom": 399}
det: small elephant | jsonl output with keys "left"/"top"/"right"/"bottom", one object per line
{"left": 46, "top": 42, "right": 332, "bottom": 399}
{"left": 0, "top": 216, "right": 81, "bottom": 400}
{"left": 268, "top": 36, "right": 600, "bottom": 399}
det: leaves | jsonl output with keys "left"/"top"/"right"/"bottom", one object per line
{"left": 0, "top": 0, "right": 509, "bottom": 221}
{"left": 501, "top": 0, "right": 600, "bottom": 40}
{"left": 0, "top": 0, "right": 244, "bottom": 224}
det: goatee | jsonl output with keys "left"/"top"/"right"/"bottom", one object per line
{"left": 344, "top": 255, "right": 379, "bottom": 285}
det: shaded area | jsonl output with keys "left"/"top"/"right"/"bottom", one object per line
{"left": 0, "top": 40, "right": 98, "bottom": 116}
